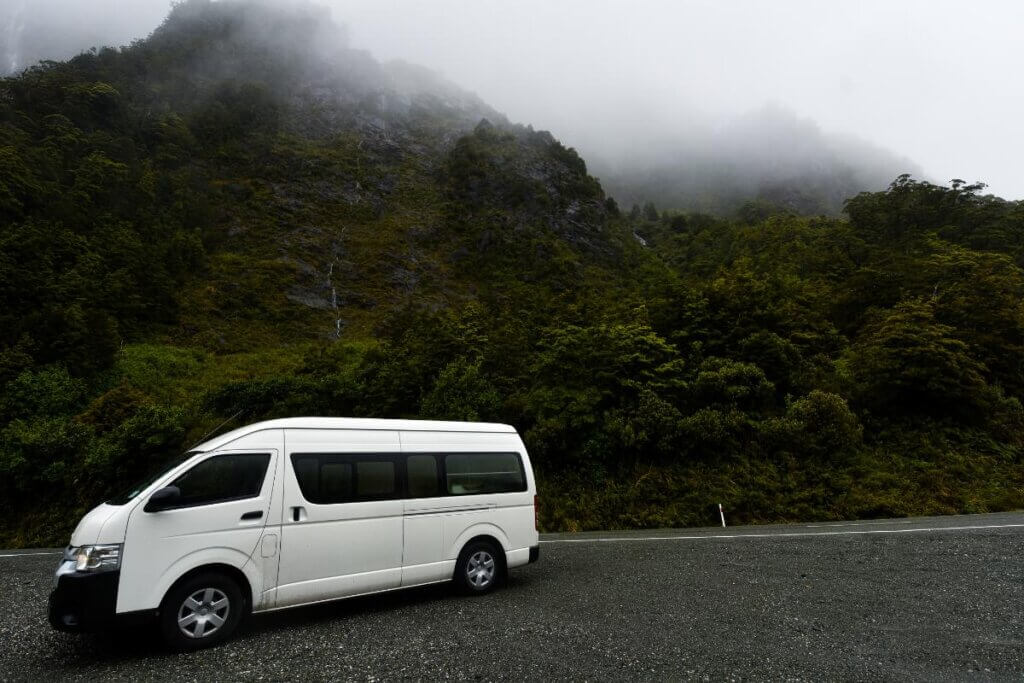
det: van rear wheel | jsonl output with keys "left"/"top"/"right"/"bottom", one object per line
{"left": 159, "top": 572, "right": 244, "bottom": 650}
{"left": 454, "top": 541, "right": 503, "bottom": 594}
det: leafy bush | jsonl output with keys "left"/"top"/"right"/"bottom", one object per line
{"left": 420, "top": 358, "right": 501, "bottom": 422}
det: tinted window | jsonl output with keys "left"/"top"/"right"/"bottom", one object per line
{"left": 407, "top": 455, "right": 439, "bottom": 497}
{"left": 321, "top": 462, "right": 353, "bottom": 501}
{"left": 170, "top": 453, "right": 271, "bottom": 507}
{"left": 291, "top": 454, "right": 398, "bottom": 503}
{"left": 357, "top": 461, "right": 395, "bottom": 497}
{"left": 445, "top": 453, "right": 525, "bottom": 495}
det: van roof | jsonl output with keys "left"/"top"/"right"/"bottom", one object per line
{"left": 193, "top": 417, "right": 518, "bottom": 452}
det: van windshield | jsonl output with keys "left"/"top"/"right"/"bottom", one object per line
{"left": 106, "top": 452, "right": 199, "bottom": 505}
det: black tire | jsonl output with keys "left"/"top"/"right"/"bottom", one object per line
{"left": 454, "top": 540, "right": 504, "bottom": 595}
{"left": 159, "top": 571, "right": 245, "bottom": 650}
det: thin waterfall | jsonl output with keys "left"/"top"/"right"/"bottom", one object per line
{"left": 326, "top": 258, "right": 341, "bottom": 338}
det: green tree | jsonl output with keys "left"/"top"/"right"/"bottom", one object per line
{"left": 420, "top": 358, "right": 501, "bottom": 422}
{"left": 839, "top": 299, "right": 991, "bottom": 420}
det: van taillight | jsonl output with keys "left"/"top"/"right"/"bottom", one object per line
{"left": 534, "top": 494, "right": 539, "bottom": 530}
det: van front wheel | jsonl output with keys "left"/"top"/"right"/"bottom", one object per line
{"left": 159, "top": 572, "right": 244, "bottom": 650}
{"left": 454, "top": 541, "right": 503, "bottom": 594}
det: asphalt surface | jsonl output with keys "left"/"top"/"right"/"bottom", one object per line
{"left": 2, "top": 512, "right": 1023, "bottom": 681}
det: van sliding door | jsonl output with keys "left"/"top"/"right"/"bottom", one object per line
{"left": 276, "top": 429, "right": 403, "bottom": 607}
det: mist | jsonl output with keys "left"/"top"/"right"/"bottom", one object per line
{"left": 5, "top": 0, "right": 1023, "bottom": 201}
{"left": 2, "top": 0, "right": 167, "bottom": 74}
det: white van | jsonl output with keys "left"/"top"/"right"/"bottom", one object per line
{"left": 49, "top": 418, "right": 540, "bottom": 649}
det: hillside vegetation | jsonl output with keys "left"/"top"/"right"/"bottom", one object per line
{"left": 1, "top": 0, "right": 1022, "bottom": 545}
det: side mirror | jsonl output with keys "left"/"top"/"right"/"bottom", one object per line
{"left": 144, "top": 485, "right": 181, "bottom": 512}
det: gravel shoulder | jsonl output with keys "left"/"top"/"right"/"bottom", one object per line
{"left": 2, "top": 513, "right": 1022, "bottom": 681}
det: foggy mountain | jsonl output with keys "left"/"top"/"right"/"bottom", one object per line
{"left": 0, "top": 0, "right": 616, "bottom": 357}
{"left": 3, "top": 0, "right": 921, "bottom": 215}
{"left": 587, "top": 105, "right": 922, "bottom": 216}
{"left": 101, "top": 0, "right": 502, "bottom": 135}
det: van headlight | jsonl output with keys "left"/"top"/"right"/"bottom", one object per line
{"left": 67, "top": 544, "right": 122, "bottom": 573}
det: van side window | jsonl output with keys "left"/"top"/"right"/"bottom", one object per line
{"left": 407, "top": 455, "right": 439, "bottom": 497}
{"left": 291, "top": 454, "right": 398, "bottom": 503}
{"left": 321, "top": 462, "right": 353, "bottom": 501}
{"left": 356, "top": 461, "right": 395, "bottom": 497}
{"left": 170, "top": 453, "right": 271, "bottom": 508}
{"left": 445, "top": 453, "right": 525, "bottom": 495}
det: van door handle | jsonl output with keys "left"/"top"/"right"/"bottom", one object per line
{"left": 241, "top": 510, "right": 263, "bottom": 521}
{"left": 291, "top": 506, "right": 306, "bottom": 522}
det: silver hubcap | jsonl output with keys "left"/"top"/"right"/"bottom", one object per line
{"left": 466, "top": 550, "right": 495, "bottom": 588}
{"left": 177, "top": 588, "right": 230, "bottom": 639}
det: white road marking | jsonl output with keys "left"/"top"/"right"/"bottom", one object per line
{"left": 802, "top": 520, "right": 919, "bottom": 528}
{"left": 0, "top": 551, "right": 61, "bottom": 558}
{"left": 541, "top": 523, "right": 1024, "bottom": 544}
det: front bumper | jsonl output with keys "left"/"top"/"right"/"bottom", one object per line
{"left": 49, "top": 570, "right": 121, "bottom": 632}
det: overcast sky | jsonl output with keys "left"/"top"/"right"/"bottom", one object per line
{"left": 5, "top": 0, "right": 1024, "bottom": 198}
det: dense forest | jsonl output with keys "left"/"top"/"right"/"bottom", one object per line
{"left": 1, "top": 0, "right": 1022, "bottom": 546}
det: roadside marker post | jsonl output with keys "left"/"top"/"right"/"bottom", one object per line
{"left": 719, "top": 503, "right": 726, "bottom": 528}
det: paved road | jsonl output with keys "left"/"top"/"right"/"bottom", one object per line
{"left": 2, "top": 512, "right": 1023, "bottom": 681}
